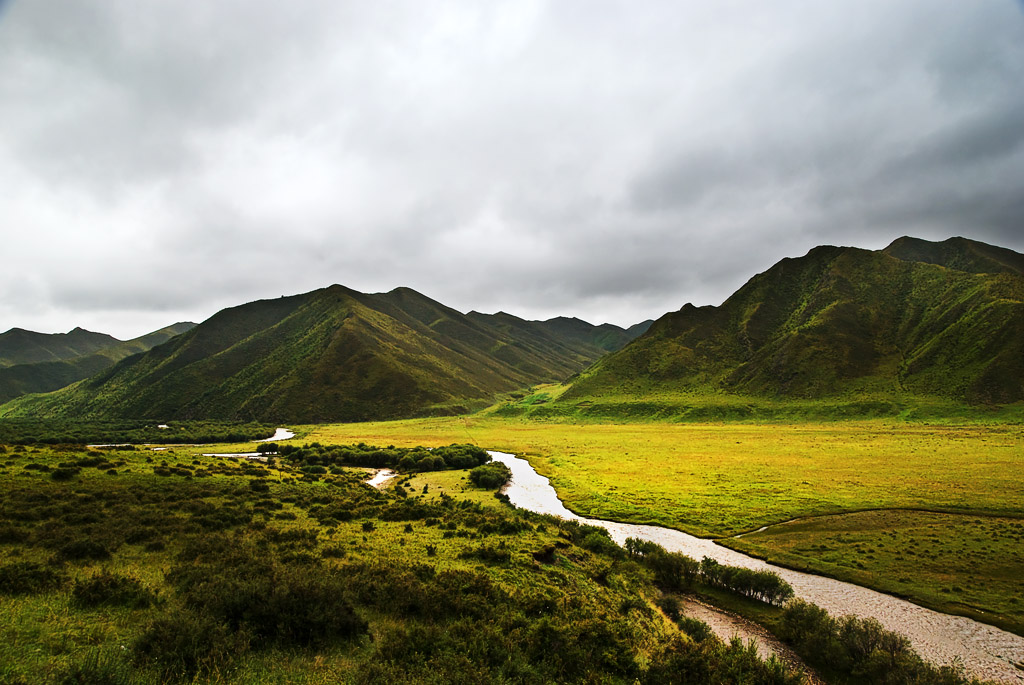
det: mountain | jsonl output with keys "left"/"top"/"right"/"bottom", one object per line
{"left": 0, "top": 327, "right": 119, "bottom": 367}
{"left": 0, "top": 323, "right": 196, "bottom": 404}
{"left": 883, "top": 236, "right": 1024, "bottom": 276}
{"left": 561, "top": 237, "right": 1024, "bottom": 408}
{"left": 0, "top": 287, "right": 644, "bottom": 423}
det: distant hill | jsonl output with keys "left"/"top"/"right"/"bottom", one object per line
{"left": 0, "top": 287, "right": 645, "bottom": 423}
{"left": 0, "top": 323, "right": 196, "bottom": 404}
{"left": 0, "top": 327, "right": 118, "bottom": 367}
{"left": 560, "top": 236, "right": 1024, "bottom": 409}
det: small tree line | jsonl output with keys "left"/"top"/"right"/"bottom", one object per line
{"left": 625, "top": 538, "right": 794, "bottom": 606}
{"left": 278, "top": 442, "right": 490, "bottom": 473}
{"left": 778, "top": 599, "right": 983, "bottom": 685}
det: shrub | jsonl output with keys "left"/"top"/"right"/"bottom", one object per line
{"left": 167, "top": 543, "right": 368, "bottom": 649}
{"left": 71, "top": 570, "right": 156, "bottom": 609}
{"left": 580, "top": 530, "right": 623, "bottom": 558}
{"left": 676, "top": 616, "right": 714, "bottom": 643}
{"left": 51, "top": 467, "right": 81, "bottom": 481}
{"left": 458, "top": 544, "right": 512, "bottom": 564}
{"left": 132, "top": 609, "right": 246, "bottom": 682}
{"left": 57, "top": 540, "right": 112, "bottom": 562}
{"left": 0, "top": 561, "right": 66, "bottom": 595}
{"left": 468, "top": 463, "right": 512, "bottom": 489}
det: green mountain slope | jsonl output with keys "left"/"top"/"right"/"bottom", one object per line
{"left": 0, "top": 323, "right": 195, "bottom": 404}
{"left": 562, "top": 237, "right": 1024, "bottom": 410}
{"left": 884, "top": 235, "right": 1024, "bottom": 276}
{"left": 0, "top": 327, "right": 118, "bottom": 367}
{"left": 0, "top": 287, "right": 638, "bottom": 423}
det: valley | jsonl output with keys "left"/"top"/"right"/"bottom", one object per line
{"left": 2, "top": 236, "right": 1022, "bottom": 683}
{"left": 298, "top": 417, "right": 1024, "bottom": 642}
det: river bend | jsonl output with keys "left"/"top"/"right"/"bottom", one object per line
{"left": 488, "top": 451, "right": 1024, "bottom": 683}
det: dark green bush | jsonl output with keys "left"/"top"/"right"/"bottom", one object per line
{"left": 458, "top": 544, "right": 512, "bottom": 564}
{"left": 57, "top": 539, "right": 112, "bottom": 562}
{"left": 51, "top": 466, "right": 81, "bottom": 481}
{"left": 778, "top": 599, "right": 980, "bottom": 685}
{"left": 71, "top": 570, "right": 156, "bottom": 609}
{"left": 167, "top": 541, "right": 367, "bottom": 649}
{"left": 132, "top": 609, "right": 247, "bottom": 681}
{"left": 0, "top": 561, "right": 66, "bottom": 595}
{"left": 468, "top": 462, "right": 512, "bottom": 489}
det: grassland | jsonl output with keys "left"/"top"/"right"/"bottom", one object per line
{"left": 297, "top": 415, "right": 1024, "bottom": 636}
{"left": 725, "top": 510, "right": 1024, "bottom": 635}
{"left": 299, "top": 417, "right": 1024, "bottom": 537}
{"left": 0, "top": 440, "right": 813, "bottom": 684}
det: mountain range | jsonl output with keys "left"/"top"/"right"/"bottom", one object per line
{"left": 1, "top": 235, "right": 1020, "bottom": 423}
{"left": 560, "top": 236, "right": 1024, "bottom": 409}
{"left": 0, "top": 323, "right": 196, "bottom": 405}
{"left": 0, "top": 286, "right": 649, "bottom": 422}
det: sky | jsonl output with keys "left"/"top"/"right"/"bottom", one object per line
{"left": 2, "top": 1, "right": 1023, "bottom": 339}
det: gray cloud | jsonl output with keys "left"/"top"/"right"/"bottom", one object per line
{"left": 2, "top": 0, "right": 1023, "bottom": 338}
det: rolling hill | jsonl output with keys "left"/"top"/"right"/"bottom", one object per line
{"left": 0, "top": 323, "right": 195, "bottom": 404}
{"left": 0, "top": 286, "right": 644, "bottom": 423}
{"left": 559, "top": 236, "right": 1024, "bottom": 411}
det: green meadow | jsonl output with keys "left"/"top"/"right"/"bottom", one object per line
{"left": 725, "top": 510, "right": 1024, "bottom": 636}
{"left": 299, "top": 415, "right": 1024, "bottom": 634}
{"left": 0, "top": 441, "right": 812, "bottom": 684}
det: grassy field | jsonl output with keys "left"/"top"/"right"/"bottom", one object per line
{"left": 296, "top": 416, "right": 1024, "bottom": 636}
{"left": 1, "top": 440, "right": 824, "bottom": 684}
{"left": 725, "top": 510, "right": 1024, "bottom": 636}
{"left": 298, "top": 417, "right": 1024, "bottom": 537}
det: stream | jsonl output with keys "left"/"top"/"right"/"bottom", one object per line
{"left": 487, "top": 451, "right": 1024, "bottom": 683}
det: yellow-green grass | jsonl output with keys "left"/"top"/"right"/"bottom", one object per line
{"left": 295, "top": 417, "right": 1024, "bottom": 537}
{"left": 287, "top": 416, "right": 1024, "bottom": 635}
{"left": 724, "top": 510, "right": 1024, "bottom": 636}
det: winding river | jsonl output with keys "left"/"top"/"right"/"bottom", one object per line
{"left": 487, "top": 451, "right": 1024, "bottom": 683}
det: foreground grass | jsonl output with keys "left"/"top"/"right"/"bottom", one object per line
{"left": 724, "top": 510, "right": 1024, "bottom": 636}
{"left": 0, "top": 442, "right": 806, "bottom": 684}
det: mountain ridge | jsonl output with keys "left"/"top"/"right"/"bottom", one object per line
{"left": 0, "top": 323, "right": 196, "bottom": 404}
{"left": 559, "top": 237, "right": 1024, "bottom": 409}
{"left": 0, "top": 287, "right": 646, "bottom": 423}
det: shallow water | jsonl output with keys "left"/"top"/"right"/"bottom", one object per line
{"left": 488, "top": 451, "right": 1024, "bottom": 683}
{"left": 257, "top": 427, "right": 295, "bottom": 442}
{"left": 366, "top": 468, "right": 397, "bottom": 488}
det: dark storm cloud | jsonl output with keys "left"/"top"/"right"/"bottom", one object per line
{"left": 2, "top": 1, "right": 1023, "bottom": 338}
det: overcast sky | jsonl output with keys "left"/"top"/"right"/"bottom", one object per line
{"left": 2, "top": 1, "right": 1023, "bottom": 339}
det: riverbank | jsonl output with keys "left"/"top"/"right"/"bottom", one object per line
{"left": 489, "top": 450, "right": 1024, "bottom": 683}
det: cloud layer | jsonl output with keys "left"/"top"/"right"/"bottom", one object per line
{"left": 3, "top": 1, "right": 1023, "bottom": 337}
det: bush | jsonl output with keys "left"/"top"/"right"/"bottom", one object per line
{"left": 676, "top": 616, "right": 714, "bottom": 643}
{"left": 132, "top": 609, "right": 247, "bottom": 681}
{"left": 580, "top": 530, "right": 624, "bottom": 558}
{"left": 51, "top": 466, "right": 81, "bottom": 481}
{"left": 167, "top": 542, "right": 368, "bottom": 649}
{"left": 0, "top": 561, "right": 66, "bottom": 595}
{"left": 778, "top": 599, "right": 977, "bottom": 685}
{"left": 71, "top": 570, "right": 156, "bottom": 609}
{"left": 458, "top": 545, "right": 512, "bottom": 564}
{"left": 468, "top": 463, "right": 512, "bottom": 489}
{"left": 57, "top": 539, "right": 112, "bottom": 562}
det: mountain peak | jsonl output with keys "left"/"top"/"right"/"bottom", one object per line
{"left": 882, "top": 235, "right": 1024, "bottom": 275}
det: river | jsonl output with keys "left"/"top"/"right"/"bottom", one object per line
{"left": 487, "top": 451, "right": 1024, "bottom": 683}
